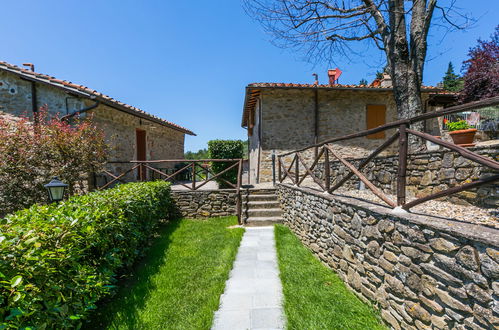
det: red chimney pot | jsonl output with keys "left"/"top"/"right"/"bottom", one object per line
{"left": 328, "top": 68, "right": 342, "bottom": 85}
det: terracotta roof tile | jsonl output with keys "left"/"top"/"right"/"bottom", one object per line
{"left": 247, "top": 82, "right": 443, "bottom": 90}
{"left": 0, "top": 61, "right": 195, "bottom": 135}
{"left": 242, "top": 82, "right": 452, "bottom": 127}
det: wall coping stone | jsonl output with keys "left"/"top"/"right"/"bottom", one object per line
{"left": 278, "top": 183, "right": 499, "bottom": 247}
{"left": 171, "top": 189, "right": 237, "bottom": 193}
{"left": 324, "top": 143, "right": 498, "bottom": 161}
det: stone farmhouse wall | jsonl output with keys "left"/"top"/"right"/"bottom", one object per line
{"left": 89, "top": 105, "right": 185, "bottom": 163}
{"left": 315, "top": 145, "right": 498, "bottom": 208}
{"left": 251, "top": 88, "right": 437, "bottom": 183}
{"left": 0, "top": 70, "right": 87, "bottom": 118}
{"left": 171, "top": 190, "right": 237, "bottom": 218}
{"left": 277, "top": 184, "right": 499, "bottom": 330}
{"left": 0, "top": 69, "right": 186, "bottom": 186}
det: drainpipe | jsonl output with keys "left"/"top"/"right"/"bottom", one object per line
{"left": 313, "top": 74, "right": 319, "bottom": 158}
{"left": 60, "top": 100, "right": 100, "bottom": 121}
{"left": 22, "top": 63, "right": 38, "bottom": 125}
{"left": 31, "top": 80, "right": 38, "bottom": 124}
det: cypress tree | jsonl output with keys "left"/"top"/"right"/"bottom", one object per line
{"left": 442, "top": 62, "right": 463, "bottom": 92}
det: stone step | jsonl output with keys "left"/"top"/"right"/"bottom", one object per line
{"left": 246, "top": 201, "right": 280, "bottom": 209}
{"left": 243, "top": 194, "right": 278, "bottom": 202}
{"left": 246, "top": 208, "right": 282, "bottom": 218}
{"left": 245, "top": 189, "right": 277, "bottom": 195}
{"left": 245, "top": 216, "right": 284, "bottom": 226}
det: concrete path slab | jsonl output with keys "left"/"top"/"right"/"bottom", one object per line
{"left": 212, "top": 226, "right": 285, "bottom": 330}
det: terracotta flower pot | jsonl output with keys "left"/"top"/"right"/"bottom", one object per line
{"left": 448, "top": 128, "right": 477, "bottom": 147}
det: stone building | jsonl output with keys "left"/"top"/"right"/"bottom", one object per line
{"left": 241, "top": 74, "right": 454, "bottom": 184}
{"left": 0, "top": 61, "right": 195, "bottom": 183}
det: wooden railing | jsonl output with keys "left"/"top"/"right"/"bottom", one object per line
{"left": 277, "top": 96, "right": 499, "bottom": 211}
{"left": 97, "top": 159, "right": 244, "bottom": 224}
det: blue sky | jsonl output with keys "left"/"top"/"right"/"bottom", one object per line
{"left": 1, "top": 1, "right": 497, "bottom": 152}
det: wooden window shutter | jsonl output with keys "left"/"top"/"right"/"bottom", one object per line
{"left": 366, "top": 105, "right": 386, "bottom": 139}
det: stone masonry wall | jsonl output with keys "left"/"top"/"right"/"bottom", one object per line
{"left": 90, "top": 104, "right": 185, "bottom": 186}
{"left": 0, "top": 70, "right": 85, "bottom": 118}
{"left": 277, "top": 184, "right": 499, "bottom": 330}
{"left": 315, "top": 145, "right": 498, "bottom": 208}
{"left": 256, "top": 88, "right": 435, "bottom": 182}
{"left": 89, "top": 105, "right": 185, "bottom": 163}
{"left": 171, "top": 190, "right": 237, "bottom": 218}
{"left": 0, "top": 69, "right": 186, "bottom": 187}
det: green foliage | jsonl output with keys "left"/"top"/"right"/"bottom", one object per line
{"left": 460, "top": 26, "right": 499, "bottom": 103}
{"left": 0, "top": 181, "right": 172, "bottom": 329}
{"left": 275, "top": 225, "right": 386, "bottom": 329}
{"left": 0, "top": 106, "right": 108, "bottom": 216}
{"left": 184, "top": 148, "right": 210, "bottom": 160}
{"left": 446, "top": 119, "right": 471, "bottom": 131}
{"left": 208, "top": 140, "right": 244, "bottom": 188}
{"left": 442, "top": 62, "right": 463, "bottom": 92}
{"left": 359, "top": 78, "right": 368, "bottom": 85}
{"left": 87, "top": 216, "right": 244, "bottom": 329}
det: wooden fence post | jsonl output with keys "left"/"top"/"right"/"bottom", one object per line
{"left": 324, "top": 146, "right": 330, "bottom": 192}
{"left": 191, "top": 162, "right": 196, "bottom": 190}
{"left": 236, "top": 159, "right": 243, "bottom": 224}
{"left": 295, "top": 154, "right": 299, "bottom": 186}
{"left": 139, "top": 163, "right": 145, "bottom": 181}
{"left": 397, "top": 124, "right": 408, "bottom": 206}
{"left": 278, "top": 156, "right": 282, "bottom": 183}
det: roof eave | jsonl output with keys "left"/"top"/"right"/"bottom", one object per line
{"left": 95, "top": 97, "right": 196, "bottom": 135}
{"left": 241, "top": 86, "right": 251, "bottom": 128}
{"left": 0, "top": 64, "right": 196, "bottom": 136}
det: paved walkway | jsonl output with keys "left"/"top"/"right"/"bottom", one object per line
{"left": 212, "top": 226, "right": 285, "bottom": 330}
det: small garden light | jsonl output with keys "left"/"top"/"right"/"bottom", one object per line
{"left": 44, "top": 177, "right": 68, "bottom": 203}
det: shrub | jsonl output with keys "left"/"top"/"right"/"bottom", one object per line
{"left": 0, "top": 106, "right": 108, "bottom": 216}
{"left": 446, "top": 119, "right": 471, "bottom": 132}
{"left": 0, "top": 181, "right": 172, "bottom": 329}
{"left": 460, "top": 25, "right": 499, "bottom": 103}
{"left": 208, "top": 140, "right": 244, "bottom": 188}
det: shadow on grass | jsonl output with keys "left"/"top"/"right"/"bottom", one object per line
{"left": 83, "top": 216, "right": 243, "bottom": 329}
{"left": 83, "top": 219, "right": 181, "bottom": 329}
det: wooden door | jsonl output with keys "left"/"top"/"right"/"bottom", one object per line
{"left": 136, "top": 129, "right": 146, "bottom": 180}
{"left": 366, "top": 105, "right": 386, "bottom": 139}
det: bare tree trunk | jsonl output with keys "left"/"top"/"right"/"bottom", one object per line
{"left": 385, "top": 0, "right": 427, "bottom": 150}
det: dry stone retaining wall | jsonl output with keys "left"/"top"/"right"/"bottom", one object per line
{"left": 277, "top": 183, "right": 499, "bottom": 329}
{"left": 315, "top": 145, "right": 498, "bottom": 208}
{"left": 171, "top": 190, "right": 237, "bottom": 218}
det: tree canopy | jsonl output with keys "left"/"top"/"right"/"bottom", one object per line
{"left": 441, "top": 62, "right": 463, "bottom": 92}
{"left": 460, "top": 25, "right": 499, "bottom": 103}
{"left": 245, "top": 0, "right": 472, "bottom": 125}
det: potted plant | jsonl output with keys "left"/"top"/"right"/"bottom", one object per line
{"left": 445, "top": 119, "right": 477, "bottom": 146}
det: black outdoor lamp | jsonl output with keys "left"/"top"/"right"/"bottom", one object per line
{"left": 44, "top": 177, "right": 68, "bottom": 203}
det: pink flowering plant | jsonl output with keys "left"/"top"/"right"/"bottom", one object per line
{"left": 0, "top": 106, "right": 108, "bottom": 215}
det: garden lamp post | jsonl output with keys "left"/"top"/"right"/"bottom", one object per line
{"left": 44, "top": 177, "right": 68, "bottom": 203}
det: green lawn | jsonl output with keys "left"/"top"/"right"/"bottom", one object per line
{"left": 275, "top": 225, "right": 386, "bottom": 330}
{"left": 86, "top": 216, "right": 244, "bottom": 330}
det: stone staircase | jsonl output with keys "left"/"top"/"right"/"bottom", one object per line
{"left": 241, "top": 188, "right": 283, "bottom": 226}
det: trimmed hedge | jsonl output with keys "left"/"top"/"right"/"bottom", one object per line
{"left": 208, "top": 140, "right": 244, "bottom": 188}
{"left": 0, "top": 181, "right": 172, "bottom": 329}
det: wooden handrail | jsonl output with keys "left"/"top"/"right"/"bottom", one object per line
{"left": 99, "top": 159, "right": 245, "bottom": 225}
{"left": 403, "top": 175, "right": 499, "bottom": 210}
{"left": 329, "top": 132, "right": 399, "bottom": 192}
{"left": 130, "top": 159, "right": 243, "bottom": 163}
{"left": 279, "top": 96, "right": 499, "bottom": 157}
{"left": 325, "top": 145, "right": 397, "bottom": 208}
{"left": 276, "top": 96, "right": 499, "bottom": 211}
{"left": 407, "top": 129, "right": 499, "bottom": 170}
